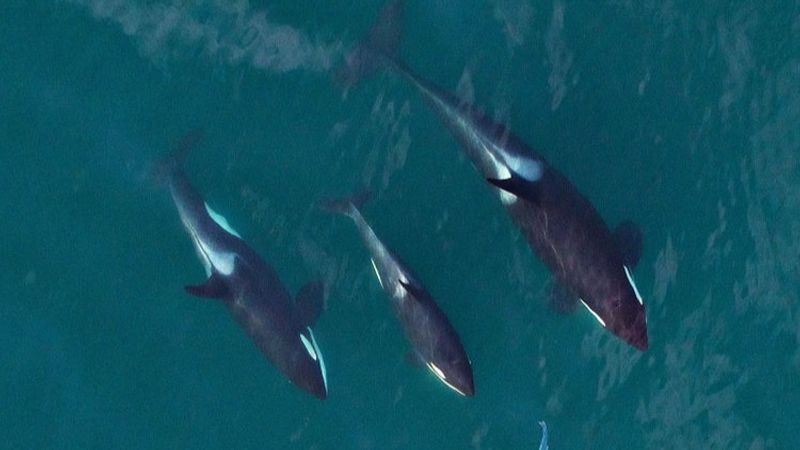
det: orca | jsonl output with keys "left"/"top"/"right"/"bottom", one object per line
{"left": 160, "top": 131, "right": 329, "bottom": 398}
{"left": 321, "top": 192, "right": 474, "bottom": 396}
{"left": 338, "top": 0, "right": 648, "bottom": 351}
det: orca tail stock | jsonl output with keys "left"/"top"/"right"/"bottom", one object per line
{"left": 150, "top": 128, "right": 204, "bottom": 185}
{"left": 335, "top": 0, "right": 405, "bottom": 88}
{"left": 318, "top": 189, "right": 371, "bottom": 219}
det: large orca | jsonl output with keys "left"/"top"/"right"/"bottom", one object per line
{"left": 160, "top": 132, "right": 329, "bottom": 399}
{"left": 338, "top": 0, "right": 648, "bottom": 351}
{"left": 321, "top": 192, "right": 474, "bottom": 396}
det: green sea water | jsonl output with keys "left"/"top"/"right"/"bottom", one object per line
{"left": 1, "top": 0, "right": 799, "bottom": 448}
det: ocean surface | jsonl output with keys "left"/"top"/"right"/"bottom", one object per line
{"left": 2, "top": 0, "right": 799, "bottom": 448}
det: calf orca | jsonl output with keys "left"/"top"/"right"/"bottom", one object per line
{"left": 160, "top": 131, "right": 329, "bottom": 398}
{"left": 338, "top": 0, "right": 648, "bottom": 350}
{"left": 321, "top": 192, "right": 474, "bottom": 396}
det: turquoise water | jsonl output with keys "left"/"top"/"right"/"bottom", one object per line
{"left": 2, "top": 0, "right": 798, "bottom": 448}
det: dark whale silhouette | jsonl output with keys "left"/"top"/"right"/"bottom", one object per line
{"left": 339, "top": 0, "right": 648, "bottom": 351}
{"left": 161, "top": 132, "right": 329, "bottom": 398}
{"left": 322, "top": 192, "right": 474, "bottom": 396}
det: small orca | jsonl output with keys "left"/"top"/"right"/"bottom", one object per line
{"left": 321, "top": 191, "right": 474, "bottom": 396}
{"left": 159, "top": 131, "right": 329, "bottom": 399}
{"left": 338, "top": 0, "right": 648, "bottom": 351}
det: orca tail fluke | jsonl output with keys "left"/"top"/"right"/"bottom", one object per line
{"left": 335, "top": 0, "right": 405, "bottom": 87}
{"left": 318, "top": 189, "right": 371, "bottom": 219}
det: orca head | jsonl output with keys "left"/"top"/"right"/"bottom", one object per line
{"left": 607, "top": 267, "right": 649, "bottom": 351}
{"left": 610, "top": 302, "right": 648, "bottom": 351}
{"left": 425, "top": 351, "right": 474, "bottom": 397}
{"left": 289, "top": 328, "right": 329, "bottom": 399}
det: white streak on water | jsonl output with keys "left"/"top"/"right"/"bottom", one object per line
{"left": 358, "top": 94, "right": 411, "bottom": 192}
{"left": 490, "top": 0, "right": 535, "bottom": 50}
{"left": 538, "top": 421, "right": 549, "bottom": 450}
{"left": 545, "top": 2, "right": 573, "bottom": 111}
{"left": 66, "top": 0, "right": 341, "bottom": 73}
{"left": 717, "top": 11, "right": 756, "bottom": 121}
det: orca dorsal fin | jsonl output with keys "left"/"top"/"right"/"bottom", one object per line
{"left": 295, "top": 281, "right": 324, "bottom": 327}
{"left": 185, "top": 272, "right": 228, "bottom": 299}
{"left": 613, "top": 220, "right": 643, "bottom": 268}
{"left": 486, "top": 174, "right": 542, "bottom": 204}
{"left": 398, "top": 279, "right": 427, "bottom": 300}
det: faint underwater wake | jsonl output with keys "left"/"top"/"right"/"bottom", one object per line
{"left": 65, "top": 0, "right": 342, "bottom": 73}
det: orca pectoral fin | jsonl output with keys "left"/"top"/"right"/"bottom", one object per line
{"left": 185, "top": 273, "right": 228, "bottom": 299}
{"left": 546, "top": 280, "right": 579, "bottom": 314}
{"left": 295, "top": 281, "right": 325, "bottom": 327}
{"left": 487, "top": 175, "right": 542, "bottom": 204}
{"left": 613, "top": 220, "right": 643, "bottom": 268}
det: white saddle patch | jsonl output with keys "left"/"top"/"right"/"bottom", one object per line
{"left": 205, "top": 203, "right": 242, "bottom": 238}
{"left": 202, "top": 243, "right": 236, "bottom": 276}
{"left": 393, "top": 282, "right": 407, "bottom": 299}
{"left": 485, "top": 152, "right": 517, "bottom": 205}
{"left": 503, "top": 153, "right": 543, "bottom": 182}
{"left": 485, "top": 147, "right": 542, "bottom": 205}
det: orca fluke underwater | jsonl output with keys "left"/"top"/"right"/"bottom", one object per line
{"left": 339, "top": 0, "right": 649, "bottom": 351}
{"left": 159, "top": 132, "right": 329, "bottom": 399}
